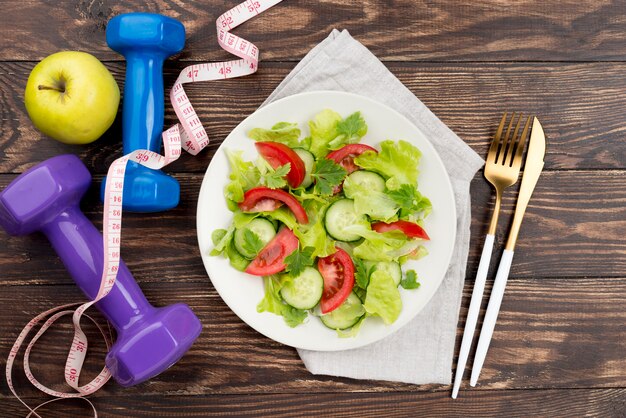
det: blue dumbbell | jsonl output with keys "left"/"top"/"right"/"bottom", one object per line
{"left": 101, "top": 13, "right": 185, "bottom": 212}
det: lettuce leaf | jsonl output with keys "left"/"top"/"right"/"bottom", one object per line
{"left": 232, "top": 211, "right": 259, "bottom": 229}
{"left": 209, "top": 226, "right": 249, "bottom": 271}
{"left": 363, "top": 270, "right": 402, "bottom": 325}
{"left": 343, "top": 175, "right": 398, "bottom": 222}
{"left": 352, "top": 258, "right": 370, "bottom": 302}
{"left": 292, "top": 189, "right": 330, "bottom": 205}
{"left": 224, "top": 149, "right": 261, "bottom": 210}
{"left": 210, "top": 228, "right": 232, "bottom": 255}
{"left": 248, "top": 122, "right": 301, "bottom": 148}
{"left": 264, "top": 207, "right": 298, "bottom": 231}
{"left": 294, "top": 201, "right": 336, "bottom": 258}
{"left": 300, "top": 136, "right": 312, "bottom": 151}
{"left": 353, "top": 238, "right": 419, "bottom": 262}
{"left": 307, "top": 110, "right": 371, "bottom": 157}
{"left": 398, "top": 244, "right": 428, "bottom": 265}
{"left": 345, "top": 224, "right": 420, "bottom": 262}
{"left": 233, "top": 206, "right": 298, "bottom": 232}
{"left": 354, "top": 257, "right": 370, "bottom": 290}
{"left": 308, "top": 109, "right": 342, "bottom": 157}
{"left": 257, "top": 276, "right": 307, "bottom": 327}
{"left": 354, "top": 140, "right": 422, "bottom": 190}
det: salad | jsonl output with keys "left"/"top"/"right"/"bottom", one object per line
{"left": 210, "top": 109, "right": 432, "bottom": 336}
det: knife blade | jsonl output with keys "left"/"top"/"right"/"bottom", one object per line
{"left": 505, "top": 117, "right": 546, "bottom": 250}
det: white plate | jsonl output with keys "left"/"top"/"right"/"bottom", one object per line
{"left": 197, "top": 91, "right": 456, "bottom": 351}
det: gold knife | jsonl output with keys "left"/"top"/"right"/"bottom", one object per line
{"left": 470, "top": 117, "right": 546, "bottom": 386}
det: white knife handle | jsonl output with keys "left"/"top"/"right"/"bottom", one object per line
{"left": 470, "top": 249, "right": 514, "bottom": 386}
{"left": 451, "top": 234, "right": 495, "bottom": 399}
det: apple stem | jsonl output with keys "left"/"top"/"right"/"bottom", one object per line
{"left": 38, "top": 84, "right": 65, "bottom": 93}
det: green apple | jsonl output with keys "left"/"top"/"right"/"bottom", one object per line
{"left": 24, "top": 51, "right": 120, "bottom": 145}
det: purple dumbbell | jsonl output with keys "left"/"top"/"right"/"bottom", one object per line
{"left": 0, "top": 154, "right": 202, "bottom": 387}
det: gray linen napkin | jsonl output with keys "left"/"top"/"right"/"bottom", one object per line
{"left": 262, "top": 30, "right": 484, "bottom": 385}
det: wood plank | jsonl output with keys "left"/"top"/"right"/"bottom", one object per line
{"left": 2, "top": 61, "right": 626, "bottom": 173}
{"left": 1, "top": 277, "right": 625, "bottom": 397}
{"left": 2, "top": 1, "right": 626, "bottom": 62}
{"left": 4, "top": 389, "right": 626, "bottom": 417}
{"left": 1, "top": 169, "right": 625, "bottom": 286}
{"left": 2, "top": 0, "right": 622, "bottom": 415}
{"left": 468, "top": 169, "right": 626, "bottom": 280}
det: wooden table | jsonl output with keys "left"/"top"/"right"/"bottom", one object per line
{"left": 1, "top": 1, "right": 625, "bottom": 416}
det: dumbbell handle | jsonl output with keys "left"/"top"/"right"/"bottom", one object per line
{"left": 41, "top": 205, "right": 153, "bottom": 331}
{"left": 122, "top": 51, "right": 166, "bottom": 155}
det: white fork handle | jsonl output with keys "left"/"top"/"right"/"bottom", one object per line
{"left": 470, "top": 249, "right": 515, "bottom": 386}
{"left": 451, "top": 234, "right": 495, "bottom": 399}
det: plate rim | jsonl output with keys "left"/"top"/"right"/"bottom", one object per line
{"left": 196, "top": 90, "right": 457, "bottom": 351}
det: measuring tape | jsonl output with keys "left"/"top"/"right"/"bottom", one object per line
{"left": 7, "top": 1, "right": 283, "bottom": 416}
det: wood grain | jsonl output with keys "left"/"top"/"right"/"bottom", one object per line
{"left": 1, "top": 169, "right": 625, "bottom": 287}
{"left": 4, "top": 389, "right": 626, "bottom": 417}
{"left": 2, "top": 1, "right": 626, "bottom": 62}
{"left": 2, "top": 61, "right": 626, "bottom": 173}
{"left": 1, "top": 277, "right": 625, "bottom": 399}
{"left": 2, "top": 1, "right": 625, "bottom": 416}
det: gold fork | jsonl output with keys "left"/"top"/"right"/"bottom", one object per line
{"left": 452, "top": 113, "right": 532, "bottom": 399}
{"left": 484, "top": 113, "right": 532, "bottom": 237}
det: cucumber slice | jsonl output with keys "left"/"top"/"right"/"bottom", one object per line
{"left": 324, "top": 199, "right": 366, "bottom": 242}
{"left": 344, "top": 171, "right": 386, "bottom": 199}
{"left": 320, "top": 292, "right": 365, "bottom": 330}
{"left": 294, "top": 148, "right": 315, "bottom": 188}
{"left": 233, "top": 217, "right": 277, "bottom": 259}
{"left": 280, "top": 267, "right": 324, "bottom": 310}
{"left": 372, "top": 261, "right": 402, "bottom": 286}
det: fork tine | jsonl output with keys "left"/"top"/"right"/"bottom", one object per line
{"left": 497, "top": 112, "right": 516, "bottom": 164}
{"left": 505, "top": 114, "right": 523, "bottom": 166}
{"left": 512, "top": 115, "right": 532, "bottom": 167}
{"left": 487, "top": 113, "right": 507, "bottom": 163}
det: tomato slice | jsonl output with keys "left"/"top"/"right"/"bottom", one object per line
{"left": 239, "top": 187, "right": 309, "bottom": 224}
{"left": 372, "top": 220, "right": 430, "bottom": 240}
{"left": 327, "top": 143, "right": 378, "bottom": 174}
{"left": 255, "top": 141, "right": 306, "bottom": 188}
{"left": 245, "top": 227, "right": 299, "bottom": 276}
{"left": 318, "top": 248, "right": 355, "bottom": 314}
